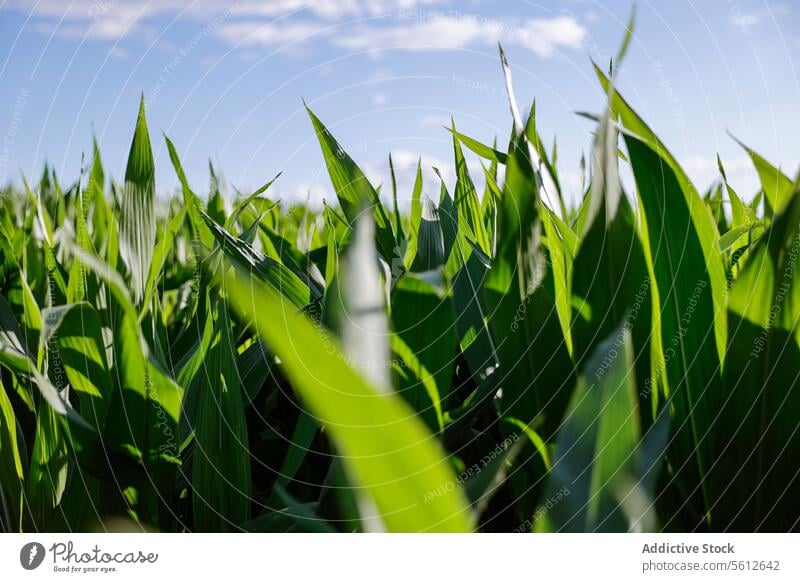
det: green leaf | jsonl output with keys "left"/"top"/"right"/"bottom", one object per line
{"left": 614, "top": 3, "right": 637, "bottom": 67}
{"left": 524, "top": 100, "right": 567, "bottom": 220}
{"left": 40, "top": 303, "right": 113, "bottom": 430}
{"left": 388, "top": 154, "right": 404, "bottom": 246}
{"left": 536, "top": 323, "right": 644, "bottom": 532}
{"left": 219, "top": 264, "right": 473, "bottom": 532}
{"left": 274, "top": 409, "right": 318, "bottom": 489}
{"left": 69, "top": 246, "right": 182, "bottom": 467}
{"left": 226, "top": 172, "right": 280, "bottom": 230}
{"left": 257, "top": 224, "right": 325, "bottom": 301}
{"left": 410, "top": 196, "right": 445, "bottom": 272}
{"left": 480, "top": 159, "right": 501, "bottom": 255}
{"left": 164, "top": 134, "right": 214, "bottom": 250}
{"left": 403, "top": 160, "right": 424, "bottom": 270}
{"left": 305, "top": 104, "right": 398, "bottom": 266}
{"left": 598, "top": 65, "right": 727, "bottom": 521}
{"left": 142, "top": 205, "right": 188, "bottom": 317}
{"left": 245, "top": 484, "right": 335, "bottom": 533}
{"left": 540, "top": 201, "right": 574, "bottom": 356}
{"left": 119, "top": 95, "right": 156, "bottom": 305}
{"left": 25, "top": 402, "right": 68, "bottom": 530}
{"left": 201, "top": 211, "right": 310, "bottom": 309}
{"left": 446, "top": 127, "right": 508, "bottom": 165}
{"left": 713, "top": 186, "right": 800, "bottom": 531}
{"left": 0, "top": 295, "right": 90, "bottom": 432}
{"left": 570, "top": 113, "right": 654, "bottom": 425}
{"left": 67, "top": 157, "right": 99, "bottom": 304}
{"left": 504, "top": 417, "right": 551, "bottom": 470}
{"left": 485, "top": 49, "right": 572, "bottom": 438}
{"left": 438, "top": 172, "right": 497, "bottom": 390}
{"left": 452, "top": 124, "right": 491, "bottom": 256}
{"left": 731, "top": 134, "right": 794, "bottom": 216}
{"left": 718, "top": 223, "right": 759, "bottom": 254}
{"left": 391, "top": 274, "right": 457, "bottom": 431}
{"left": 0, "top": 378, "right": 24, "bottom": 531}
{"left": 462, "top": 435, "right": 523, "bottom": 518}
{"left": 323, "top": 204, "right": 342, "bottom": 289}
{"left": 192, "top": 298, "right": 251, "bottom": 531}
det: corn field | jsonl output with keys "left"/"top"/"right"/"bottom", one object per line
{"left": 0, "top": 43, "right": 798, "bottom": 534}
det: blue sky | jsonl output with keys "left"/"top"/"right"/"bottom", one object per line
{"left": 1, "top": 0, "right": 798, "bottom": 208}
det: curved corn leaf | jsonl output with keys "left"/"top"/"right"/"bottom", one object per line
{"left": 0, "top": 378, "right": 24, "bottom": 531}
{"left": 597, "top": 65, "right": 727, "bottom": 522}
{"left": 305, "top": 104, "right": 398, "bottom": 266}
{"left": 164, "top": 134, "right": 214, "bottom": 251}
{"left": 403, "top": 160, "right": 424, "bottom": 270}
{"left": 570, "top": 113, "right": 654, "bottom": 425}
{"left": 201, "top": 211, "right": 310, "bottom": 309}
{"left": 391, "top": 274, "right": 457, "bottom": 431}
{"left": 40, "top": 303, "right": 113, "bottom": 430}
{"left": 485, "top": 50, "right": 572, "bottom": 439}
{"left": 452, "top": 124, "right": 491, "bottom": 255}
{"left": 68, "top": 246, "right": 182, "bottom": 477}
{"left": 536, "top": 323, "right": 644, "bottom": 532}
{"left": 25, "top": 402, "right": 68, "bottom": 530}
{"left": 142, "top": 205, "right": 188, "bottom": 317}
{"left": 220, "top": 264, "right": 473, "bottom": 532}
{"left": 274, "top": 409, "right": 318, "bottom": 489}
{"left": 446, "top": 127, "right": 508, "bottom": 165}
{"left": 731, "top": 134, "right": 794, "bottom": 217}
{"left": 713, "top": 186, "right": 800, "bottom": 531}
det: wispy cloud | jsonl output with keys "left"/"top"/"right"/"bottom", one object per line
{"left": 218, "top": 15, "right": 587, "bottom": 58}
{"left": 418, "top": 114, "right": 449, "bottom": 128}
{"left": 6, "top": 0, "right": 586, "bottom": 60}
{"left": 730, "top": 13, "right": 759, "bottom": 29}
{"left": 108, "top": 45, "right": 129, "bottom": 59}
{"left": 4, "top": 0, "right": 448, "bottom": 40}
{"left": 215, "top": 21, "right": 330, "bottom": 49}
{"left": 334, "top": 15, "right": 586, "bottom": 57}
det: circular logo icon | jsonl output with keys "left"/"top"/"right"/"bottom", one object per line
{"left": 20, "top": 542, "right": 46, "bottom": 570}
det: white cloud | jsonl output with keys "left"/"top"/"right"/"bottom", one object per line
{"left": 517, "top": 17, "right": 587, "bottom": 57}
{"left": 215, "top": 22, "right": 329, "bottom": 48}
{"left": 418, "top": 114, "right": 449, "bottom": 128}
{"left": 373, "top": 92, "right": 387, "bottom": 105}
{"left": 4, "top": 0, "right": 448, "bottom": 40}
{"left": 731, "top": 13, "right": 759, "bottom": 28}
{"left": 7, "top": 0, "right": 586, "bottom": 60}
{"left": 332, "top": 15, "right": 586, "bottom": 57}
{"left": 108, "top": 46, "right": 129, "bottom": 59}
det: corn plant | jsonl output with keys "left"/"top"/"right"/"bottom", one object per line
{"left": 0, "top": 39, "right": 798, "bottom": 533}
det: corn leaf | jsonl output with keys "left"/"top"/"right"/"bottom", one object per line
{"left": 220, "top": 265, "right": 473, "bottom": 532}
{"left": 119, "top": 95, "right": 156, "bottom": 305}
